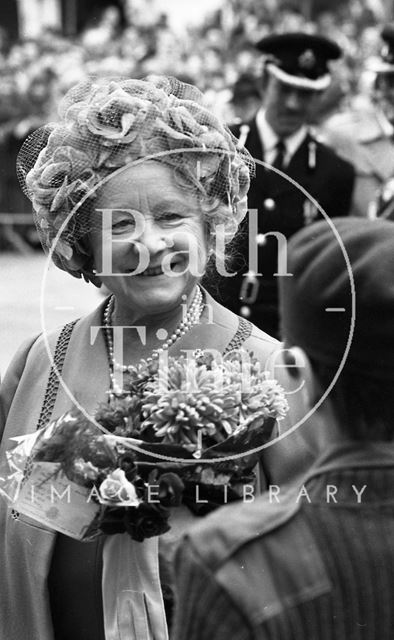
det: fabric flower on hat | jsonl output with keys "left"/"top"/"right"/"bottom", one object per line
{"left": 83, "top": 90, "right": 159, "bottom": 145}
{"left": 27, "top": 144, "right": 94, "bottom": 207}
{"left": 26, "top": 142, "right": 96, "bottom": 259}
{"left": 18, "top": 75, "right": 254, "bottom": 277}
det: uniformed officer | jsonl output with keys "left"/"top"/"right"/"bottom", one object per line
{"left": 205, "top": 32, "right": 355, "bottom": 338}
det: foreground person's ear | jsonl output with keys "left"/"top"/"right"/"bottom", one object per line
{"left": 280, "top": 345, "right": 316, "bottom": 411}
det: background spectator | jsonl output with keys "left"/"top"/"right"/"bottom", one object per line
{"left": 0, "top": 0, "right": 392, "bottom": 250}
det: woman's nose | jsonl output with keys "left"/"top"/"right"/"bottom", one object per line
{"left": 137, "top": 220, "right": 169, "bottom": 255}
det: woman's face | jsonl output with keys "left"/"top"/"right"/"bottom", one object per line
{"left": 90, "top": 161, "right": 209, "bottom": 318}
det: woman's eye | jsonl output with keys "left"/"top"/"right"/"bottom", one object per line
{"left": 158, "top": 212, "right": 182, "bottom": 222}
{"left": 112, "top": 219, "right": 135, "bottom": 232}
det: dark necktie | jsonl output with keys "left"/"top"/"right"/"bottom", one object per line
{"left": 272, "top": 139, "right": 286, "bottom": 171}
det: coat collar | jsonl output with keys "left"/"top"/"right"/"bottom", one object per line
{"left": 304, "top": 440, "right": 394, "bottom": 482}
{"left": 243, "top": 117, "right": 264, "bottom": 160}
{"left": 52, "top": 289, "right": 242, "bottom": 419}
{"left": 187, "top": 438, "right": 394, "bottom": 574}
{"left": 255, "top": 108, "right": 309, "bottom": 165}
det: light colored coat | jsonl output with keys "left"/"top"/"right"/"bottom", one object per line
{"left": 0, "top": 293, "right": 314, "bottom": 640}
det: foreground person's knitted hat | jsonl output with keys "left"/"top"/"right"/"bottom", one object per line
{"left": 280, "top": 217, "right": 394, "bottom": 380}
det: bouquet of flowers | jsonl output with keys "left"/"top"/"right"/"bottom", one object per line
{"left": 1, "top": 350, "right": 288, "bottom": 542}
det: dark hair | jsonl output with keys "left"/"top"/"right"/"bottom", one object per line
{"left": 310, "top": 358, "right": 394, "bottom": 442}
{"left": 232, "top": 73, "right": 261, "bottom": 104}
{"left": 201, "top": 222, "right": 248, "bottom": 297}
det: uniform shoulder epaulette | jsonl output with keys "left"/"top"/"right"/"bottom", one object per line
{"left": 185, "top": 487, "right": 331, "bottom": 627}
{"left": 216, "top": 499, "right": 331, "bottom": 626}
{"left": 186, "top": 486, "right": 301, "bottom": 571}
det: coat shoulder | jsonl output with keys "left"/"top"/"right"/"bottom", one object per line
{"left": 229, "top": 119, "right": 256, "bottom": 145}
{"left": 6, "top": 301, "right": 105, "bottom": 368}
{"left": 203, "top": 290, "right": 278, "bottom": 352}
{"left": 313, "top": 135, "right": 355, "bottom": 177}
{"left": 244, "top": 323, "right": 280, "bottom": 366}
{"left": 182, "top": 490, "right": 331, "bottom": 626}
{"left": 183, "top": 486, "right": 301, "bottom": 571}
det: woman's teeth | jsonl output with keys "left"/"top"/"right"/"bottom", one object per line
{"left": 136, "top": 261, "right": 184, "bottom": 276}
{"left": 140, "top": 265, "right": 163, "bottom": 277}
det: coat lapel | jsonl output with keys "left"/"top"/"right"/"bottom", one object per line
{"left": 53, "top": 291, "right": 241, "bottom": 422}
{"left": 287, "top": 133, "right": 314, "bottom": 190}
{"left": 245, "top": 117, "right": 264, "bottom": 162}
{"left": 51, "top": 300, "right": 110, "bottom": 420}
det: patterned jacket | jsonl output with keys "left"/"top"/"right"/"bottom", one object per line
{"left": 173, "top": 442, "right": 394, "bottom": 639}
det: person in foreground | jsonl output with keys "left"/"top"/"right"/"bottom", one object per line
{"left": 173, "top": 217, "right": 394, "bottom": 640}
{"left": 0, "top": 76, "right": 311, "bottom": 640}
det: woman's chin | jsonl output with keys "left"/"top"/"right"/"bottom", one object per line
{"left": 114, "top": 278, "right": 197, "bottom": 317}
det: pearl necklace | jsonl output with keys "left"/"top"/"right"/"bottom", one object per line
{"left": 104, "top": 287, "right": 204, "bottom": 393}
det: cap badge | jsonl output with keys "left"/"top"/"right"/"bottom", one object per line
{"left": 298, "top": 49, "right": 316, "bottom": 70}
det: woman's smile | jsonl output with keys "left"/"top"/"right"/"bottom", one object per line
{"left": 137, "top": 264, "right": 165, "bottom": 277}
{"left": 124, "top": 256, "right": 187, "bottom": 277}
{"left": 90, "top": 161, "right": 209, "bottom": 319}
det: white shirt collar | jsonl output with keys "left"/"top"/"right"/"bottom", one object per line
{"left": 256, "top": 107, "right": 308, "bottom": 165}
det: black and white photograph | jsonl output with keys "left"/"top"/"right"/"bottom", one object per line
{"left": 1, "top": 1, "right": 394, "bottom": 639}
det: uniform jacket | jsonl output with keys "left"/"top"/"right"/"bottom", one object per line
{"left": 205, "top": 117, "right": 355, "bottom": 336}
{"left": 0, "top": 293, "right": 314, "bottom": 640}
{"left": 173, "top": 442, "right": 394, "bottom": 640}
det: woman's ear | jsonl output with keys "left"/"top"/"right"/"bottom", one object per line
{"left": 69, "top": 238, "right": 102, "bottom": 288}
{"left": 81, "top": 269, "right": 102, "bottom": 288}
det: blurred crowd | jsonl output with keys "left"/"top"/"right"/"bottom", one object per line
{"left": 0, "top": 0, "right": 390, "bottom": 242}
{"left": 0, "top": 1, "right": 388, "bottom": 131}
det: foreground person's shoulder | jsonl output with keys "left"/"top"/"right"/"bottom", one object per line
{"left": 176, "top": 491, "right": 330, "bottom": 630}
{"left": 182, "top": 488, "right": 300, "bottom": 568}
{"left": 203, "top": 291, "right": 277, "bottom": 346}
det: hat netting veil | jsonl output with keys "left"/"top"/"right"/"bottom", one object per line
{"left": 17, "top": 75, "right": 254, "bottom": 279}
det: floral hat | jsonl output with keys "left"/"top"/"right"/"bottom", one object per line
{"left": 17, "top": 75, "right": 254, "bottom": 279}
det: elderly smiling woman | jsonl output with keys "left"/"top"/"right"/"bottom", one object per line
{"left": 0, "top": 77, "right": 309, "bottom": 640}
